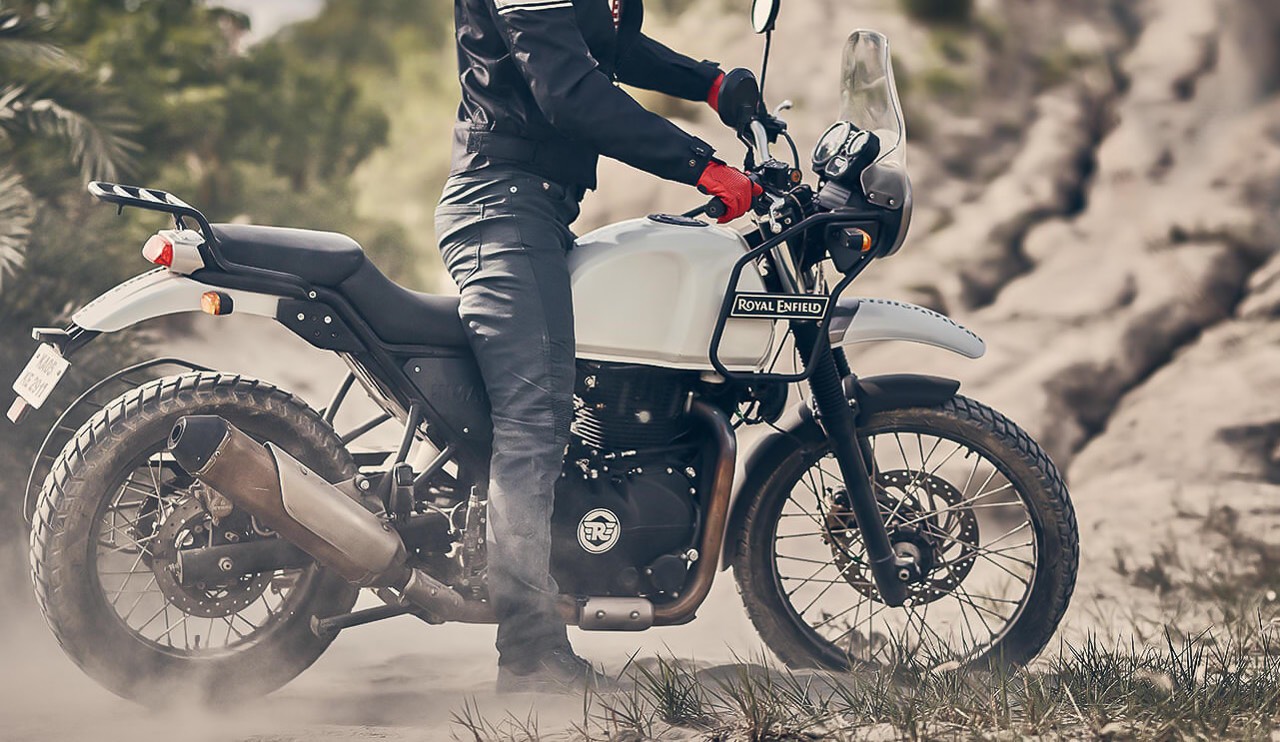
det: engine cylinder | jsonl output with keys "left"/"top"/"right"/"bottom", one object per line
{"left": 573, "top": 362, "right": 695, "bottom": 452}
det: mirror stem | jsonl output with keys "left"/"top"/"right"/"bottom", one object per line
{"left": 759, "top": 30, "right": 772, "bottom": 112}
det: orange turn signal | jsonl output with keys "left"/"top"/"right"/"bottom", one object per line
{"left": 853, "top": 228, "right": 873, "bottom": 252}
{"left": 201, "top": 291, "right": 233, "bottom": 316}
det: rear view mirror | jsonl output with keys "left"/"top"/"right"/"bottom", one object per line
{"left": 717, "top": 68, "right": 762, "bottom": 131}
{"left": 751, "top": 0, "right": 780, "bottom": 34}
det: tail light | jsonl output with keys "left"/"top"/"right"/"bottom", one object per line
{"left": 142, "top": 234, "right": 173, "bottom": 267}
{"left": 140, "top": 229, "right": 206, "bottom": 274}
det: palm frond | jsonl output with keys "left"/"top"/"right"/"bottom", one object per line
{"left": 0, "top": 166, "right": 34, "bottom": 294}
{"left": 0, "top": 11, "right": 76, "bottom": 71}
{"left": 0, "top": 84, "right": 137, "bottom": 181}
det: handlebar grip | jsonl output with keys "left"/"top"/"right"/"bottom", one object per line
{"left": 704, "top": 198, "right": 728, "bottom": 220}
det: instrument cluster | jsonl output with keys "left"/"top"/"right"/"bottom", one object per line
{"left": 811, "top": 121, "right": 879, "bottom": 182}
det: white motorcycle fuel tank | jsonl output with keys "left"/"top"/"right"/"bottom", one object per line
{"left": 569, "top": 216, "right": 775, "bottom": 371}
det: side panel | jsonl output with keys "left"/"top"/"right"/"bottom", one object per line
{"left": 829, "top": 297, "right": 985, "bottom": 359}
{"left": 403, "top": 355, "right": 492, "bottom": 443}
{"left": 720, "top": 373, "right": 961, "bottom": 569}
{"left": 73, "top": 268, "right": 282, "bottom": 332}
{"left": 570, "top": 218, "right": 775, "bottom": 371}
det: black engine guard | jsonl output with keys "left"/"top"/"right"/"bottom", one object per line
{"left": 719, "top": 373, "right": 960, "bottom": 570}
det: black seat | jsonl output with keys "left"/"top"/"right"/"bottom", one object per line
{"left": 336, "top": 261, "right": 470, "bottom": 348}
{"left": 211, "top": 223, "right": 469, "bottom": 348}
{"left": 212, "top": 224, "right": 366, "bottom": 286}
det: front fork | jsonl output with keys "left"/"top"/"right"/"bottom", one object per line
{"left": 794, "top": 326, "right": 910, "bottom": 607}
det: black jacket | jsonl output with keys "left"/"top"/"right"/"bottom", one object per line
{"left": 451, "top": 0, "right": 722, "bottom": 190}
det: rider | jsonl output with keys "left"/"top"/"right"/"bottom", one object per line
{"left": 438, "top": 0, "right": 761, "bottom": 692}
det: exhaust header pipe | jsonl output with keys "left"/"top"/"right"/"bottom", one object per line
{"left": 167, "top": 416, "right": 463, "bottom": 618}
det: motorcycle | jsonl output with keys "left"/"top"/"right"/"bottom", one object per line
{"left": 12, "top": 1, "right": 1077, "bottom": 703}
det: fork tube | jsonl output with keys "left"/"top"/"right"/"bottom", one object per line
{"left": 793, "top": 323, "right": 908, "bottom": 607}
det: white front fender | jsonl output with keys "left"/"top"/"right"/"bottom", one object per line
{"left": 73, "top": 268, "right": 283, "bottom": 332}
{"left": 828, "top": 297, "right": 985, "bottom": 359}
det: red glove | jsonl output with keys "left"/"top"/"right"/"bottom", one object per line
{"left": 697, "top": 162, "right": 763, "bottom": 224}
{"left": 707, "top": 71, "right": 725, "bottom": 112}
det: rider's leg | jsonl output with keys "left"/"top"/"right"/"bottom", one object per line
{"left": 435, "top": 164, "right": 581, "bottom": 670}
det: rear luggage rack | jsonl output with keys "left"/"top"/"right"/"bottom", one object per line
{"left": 86, "top": 181, "right": 313, "bottom": 295}
{"left": 87, "top": 181, "right": 216, "bottom": 244}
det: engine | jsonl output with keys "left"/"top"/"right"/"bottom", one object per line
{"left": 550, "top": 362, "right": 704, "bottom": 597}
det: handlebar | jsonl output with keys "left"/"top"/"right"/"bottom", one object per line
{"left": 684, "top": 198, "right": 728, "bottom": 221}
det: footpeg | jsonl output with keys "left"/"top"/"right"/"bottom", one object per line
{"left": 392, "top": 569, "right": 466, "bottom": 619}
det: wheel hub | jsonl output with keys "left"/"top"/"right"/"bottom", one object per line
{"left": 826, "top": 469, "right": 980, "bottom": 605}
{"left": 150, "top": 499, "right": 270, "bottom": 618}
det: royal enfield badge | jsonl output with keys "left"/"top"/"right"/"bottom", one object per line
{"left": 729, "top": 292, "right": 830, "bottom": 321}
{"left": 577, "top": 508, "right": 621, "bottom": 554}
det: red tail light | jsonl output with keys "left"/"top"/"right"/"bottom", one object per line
{"left": 142, "top": 234, "right": 174, "bottom": 267}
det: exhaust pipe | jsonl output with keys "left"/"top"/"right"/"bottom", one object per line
{"left": 167, "top": 416, "right": 463, "bottom": 618}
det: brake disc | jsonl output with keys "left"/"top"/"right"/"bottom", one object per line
{"left": 826, "top": 468, "right": 979, "bottom": 605}
{"left": 150, "top": 499, "right": 270, "bottom": 618}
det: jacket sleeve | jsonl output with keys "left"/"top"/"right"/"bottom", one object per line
{"left": 616, "top": 33, "right": 722, "bottom": 102}
{"left": 489, "top": 0, "right": 715, "bottom": 185}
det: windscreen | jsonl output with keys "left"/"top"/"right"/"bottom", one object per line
{"left": 839, "top": 30, "right": 906, "bottom": 172}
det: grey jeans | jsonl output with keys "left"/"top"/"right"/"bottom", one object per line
{"left": 434, "top": 164, "right": 581, "bottom": 667}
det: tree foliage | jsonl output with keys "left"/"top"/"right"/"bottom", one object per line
{"left": 0, "top": 0, "right": 415, "bottom": 576}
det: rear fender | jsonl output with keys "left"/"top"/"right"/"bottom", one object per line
{"left": 720, "top": 373, "right": 960, "bottom": 569}
{"left": 73, "top": 268, "right": 283, "bottom": 333}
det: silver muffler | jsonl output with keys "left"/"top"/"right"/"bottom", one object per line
{"left": 167, "top": 415, "right": 463, "bottom": 618}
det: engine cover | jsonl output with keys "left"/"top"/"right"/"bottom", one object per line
{"left": 550, "top": 464, "right": 696, "bottom": 597}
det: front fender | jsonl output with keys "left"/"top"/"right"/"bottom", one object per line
{"left": 829, "top": 297, "right": 985, "bottom": 359}
{"left": 73, "top": 268, "right": 283, "bottom": 332}
{"left": 721, "top": 373, "right": 961, "bottom": 570}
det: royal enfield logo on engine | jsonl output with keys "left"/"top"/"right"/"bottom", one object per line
{"left": 730, "top": 292, "right": 830, "bottom": 321}
{"left": 577, "top": 508, "right": 621, "bottom": 554}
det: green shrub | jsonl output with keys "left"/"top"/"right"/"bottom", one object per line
{"left": 899, "top": 0, "right": 974, "bottom": 25}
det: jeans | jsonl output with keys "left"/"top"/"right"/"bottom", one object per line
{"left": 434, "top": 164, "right": 581, "bottom": 668}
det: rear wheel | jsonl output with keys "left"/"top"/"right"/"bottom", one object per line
{"left": 30, "top": 372, "right": 359, "bottom": 704}
{"left": 732, "top": 396, "right": 1077, "bottom": 672}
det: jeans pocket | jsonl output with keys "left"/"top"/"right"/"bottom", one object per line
{"left": 435, "top": 204, "right": 485, "bottom": 287}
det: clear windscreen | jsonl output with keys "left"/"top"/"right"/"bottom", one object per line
{"left": 840, "top": 30, "right": 906, "bottom": 170}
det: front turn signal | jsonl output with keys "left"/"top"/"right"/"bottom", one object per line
{"left": 200, "top": 291, "right": 234, "bottom": 316}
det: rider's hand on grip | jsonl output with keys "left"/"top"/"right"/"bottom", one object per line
{"left": 697, "top": 162, "right": 763, "bottom": 224}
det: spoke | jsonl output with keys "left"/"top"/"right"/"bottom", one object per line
{"left": 985, "top": 519, "right": 1033, "bottom": 550}
{"left": 796, "top": 559, "right": 858, "bottom": 617}
{"left": 830, "top": 600, "right": 892, "bottom": 643}
{"left": 134, "top": 603, "right": 171, "bottom": 634}
{"left": 221, "top": 615, "right": 248, "bottom": 641}
{"left": 810, "top": 598, "right": 866, "bottom": 632}
{"left": 117, "top": 574, "right": 158, "bottom": 619}
{"left": 893, "top": 483, "right": 1017, "bottom": 530}
{"left": 777, "top": 553, "right": 838, "bottom": 566}
{"left": 784, "top": 562, "right": 835, "bottom": 598}
{"left": 952, "top": 583, "right": 1006, "bottom": 631}
{"left": 785, "top": 494, "right": 827, "bottom": 532}
{"left": 105, "top": 549, "right": 151, "bottom": 603}
{"left": 153, "top": 612, "right": 192, "bottom": 645}
{"left": 950, "top": 588, "right": 984, "bottom": 649}
{"left": 904, "top": 601, "right": 951, "bottom": 655}
{"left": 893, "top": 433, "right": 911, "bottom": 472}
{"left": 923, "top": 531, "right": 1033, "bottom": 586}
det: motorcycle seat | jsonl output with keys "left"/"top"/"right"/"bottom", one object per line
{"left": 336, "top": 261, "right": 470, "bottom": 348}
{"left": 212, "top": 224, "right": 366, "bottom": 286}
{"left": 211, "top": 223, "right": 470, "bottom": 349}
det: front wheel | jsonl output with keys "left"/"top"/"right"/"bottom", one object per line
{"left": 732, "top": 395, "right": 1078, "bottom": 672}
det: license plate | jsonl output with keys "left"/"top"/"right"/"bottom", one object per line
{"left": 12, "top": 344, "right": 70, "bottom": 411}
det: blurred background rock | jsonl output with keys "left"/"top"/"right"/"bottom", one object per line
{"left": 1, "top": 0, "right": 1279, "bottom": 693}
